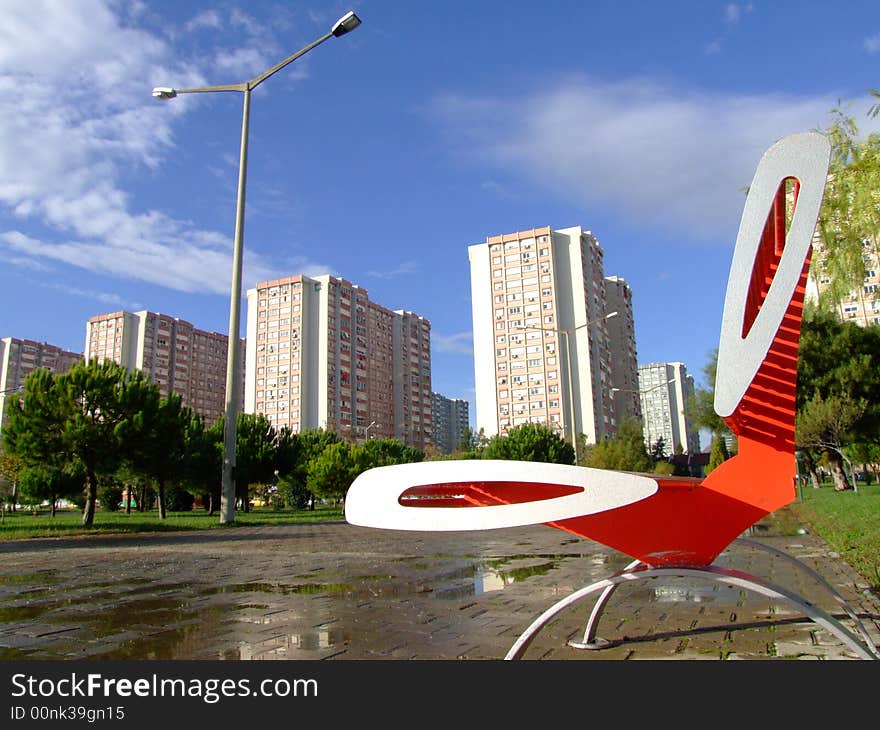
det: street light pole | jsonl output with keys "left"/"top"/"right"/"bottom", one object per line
{"left": 153, "top": 11, "right": 362, "bottom": 525}
{"left": 364, "top": 421, "right": 377, "bottom": 440}
{"left": 517, "top": 311, "right": 617, "bottom": 465}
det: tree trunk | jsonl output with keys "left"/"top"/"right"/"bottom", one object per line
{"left": 125, "top": 486, "right": 132, "bottom": 514}
{"left": 158, "top": 478, "right": 167, "bottom": 520}
{"left": 828, "top": 455, "right": 852, "bottom": 491}
{"left": 82, "top": 469, "right": 98, "bottom": 526}
{"left": 51, "top": 496, "right": 57, "bottom": 518}
{"left": 10, "top": 481, "right": 16, "bottom": 512}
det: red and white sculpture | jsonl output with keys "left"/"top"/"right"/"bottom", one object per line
{"left": 345, "top": 133, "right": 879, "bottom": 659}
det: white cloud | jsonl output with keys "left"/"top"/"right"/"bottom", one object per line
{"left": 278, "top": 255, "right": 336, "bottom": 281}
{"left": 724, "top": 3, "right": 753, "bottom": 26}
{"left": 431, "top": 76, "right": 876, "bottom": 241}
{"left": 432, "top": 331, "right": 474, "bottom": 355}
{"left": 0, "top": 0, "right": 305, "bottom": 296}
{"left": 366, "top": 261, "right": 420, "bottom": 279}
{"left": 43, "top": 282, "right": 140, "bottom": 310}
{"left": 185, "top": 10, "right": 222, "bottom": 33}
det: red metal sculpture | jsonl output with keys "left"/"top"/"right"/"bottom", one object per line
{"left": 345, "top": 133, "right": 879, "bottom": 659}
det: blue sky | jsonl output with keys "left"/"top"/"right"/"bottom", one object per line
{"left": 1, "top": 0, "right": 879, "bottom": 427}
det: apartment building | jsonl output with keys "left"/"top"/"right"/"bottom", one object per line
{"left": 431, "top": 392, "right": 470, "bottom": 454}
{"left": 0, "top": 337, "right": 83, "bottom": 439}
{"left": 85, "top": 311, "right": 241, "bottom": 426}
{"left": 807, "top": 236, "right": 880, "bottom": 327}
{"left": 638, "top": 361, "right": 700, "bottom": 455}
{"left": 469, "top": 225, "right": 619, "bottom": 444}
{"left": 604, "top": 275, "right": 641, "bottom": 424}
{"left": 244, "top": 274, "right": 432, "bottom": 449}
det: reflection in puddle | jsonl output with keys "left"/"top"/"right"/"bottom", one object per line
{"left": 0, "top": 551, "right": 585, "bottom": 659}
{"left": 653, "top": 582, "right": 742, "bottom": 603}
{"left": 201, "top": 582, "right": 354, "bottom": 596}
{"left": 235, "top": 627, "right": 350, "bottom": 659}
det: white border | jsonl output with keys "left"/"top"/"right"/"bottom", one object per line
{"left": 345, "top": 459, "right": 658, "bottom": 531}
{"left": 715, "top": 132, "right": 831, "bottom": 418}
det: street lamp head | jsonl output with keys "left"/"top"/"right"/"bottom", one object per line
{"left": 151, "top": 86, "right": 177, "bottom": 100}
{"left": 331, "top": 10, "right": 362, "bottom": 37}
{"left": 606, "top": 311, "right": 619, "bottom": 320}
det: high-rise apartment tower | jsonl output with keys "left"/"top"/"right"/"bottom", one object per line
{"left": 605, "top": 275, "right": 641, "bottom": 424}
{"left": 638, "top": 361, "right": 700, "bottom": 456}
{"left": 431, "top": 392, "right": 470, "bottom": 454}
{"left": 0, "top": 337, "right": 82, "bottom": 440}
{"left": 85, "top": 311, "right": 241, "bottom": 426}
{"left": 245, "top": 274, "right": 432, "bottom": 449}
{"left": 469, "top": 225, "right": 620, "bottom": 443}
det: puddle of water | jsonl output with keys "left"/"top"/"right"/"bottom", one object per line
{"left": 0, "top": 549, "right": 596, "bottom": 659}
{"left": 652, "top": 583, "right": 741, "bottom": 604}
{"left": 200, "top": 582, "right": 356, "bottom": 596}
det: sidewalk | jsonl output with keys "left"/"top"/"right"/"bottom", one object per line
{"left": 0, "top": 512, "right": 878, "bottom": 661}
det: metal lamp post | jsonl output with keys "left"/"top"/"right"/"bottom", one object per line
{"left": 152, "top": 11, "right": 362, "bottom": 524}
{"left": 364, "top": 421, "right": 377, "bottom": 440}
{"left": 517, "top": 311, "right": 618, "bottom": 464}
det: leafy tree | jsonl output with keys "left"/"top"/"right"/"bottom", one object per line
{"left": 18, "top": 462, "right": 84, "bottom": 516}
{"left": 273, "top": 425, "right": 299, "bottom": 478}
{"left": 848, "top": 441, "right": 880, "bottom": 484}
{"left": 446, "top": 426, "right": 490, "bottom": 460}
{"left": 97, "top": 472, "right": 125, "bottom": 513}
{"left": 186, "top": 418, "right": 224, "bottom": 514}
{"left": 0, "top": 451, "right": 23, "bottom": 511}
{"left": 812, "top": 104, "right": 880, "bottom": 311}
{"left": 233, "top": 413, "right": 277, "bottom": 512}
{"left": 705, "top": 433, "right": 731, "bottom": 476}
{"left": 4, "top": 361, "right": 157, "bottom": 526}
{"left": 796, "top": 393, "right": 866, "bottom": 490}
{"left": 116, "top": 380, "right": 194, "bottom": 519}
{"left": 308, "top": 441, "right": 357, "bottom": 504}
{"left": 482, "top": 422, "right": 574, "bottom": 464}
{"left": 164, "top": 483, "right": 195, "bottom": 511}
{"left": 278, "top": 428, "right": 340, "bottom": 509}
{"left": 582, "top": 418, "right": 652, "bottom": 472}
{"left": 796, "top": 310, "right": 880, "bottom": 489}
{"left": 354, "top": 438, "right": 423, "bottom": 471}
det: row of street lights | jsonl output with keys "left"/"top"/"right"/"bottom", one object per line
{"left": 152, "top": 11, "right": 362, "bottom": 524}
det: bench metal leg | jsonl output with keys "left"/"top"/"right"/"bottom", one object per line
{"left": 567, "top": 558, "right": 641, "bottom": 650}
{"left": 505, "top": 564, "right": 878, "bottom": 660}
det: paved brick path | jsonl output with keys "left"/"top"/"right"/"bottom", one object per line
{"left": 1, "top": 514, "right": 878, "bottom": 661}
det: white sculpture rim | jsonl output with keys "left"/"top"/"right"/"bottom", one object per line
{"left": 344, "top": 459, "right": 658, "bottom": 532}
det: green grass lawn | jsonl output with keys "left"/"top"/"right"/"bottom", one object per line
{"left": 788, "top": 481, "right": 880, "bottom": 592}
{"left": 0, "top": 505, "right": 344, "bottom": 541}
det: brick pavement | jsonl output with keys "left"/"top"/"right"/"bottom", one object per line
{"left": 0, "top": 512, "right": 878, "bottom": 661}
